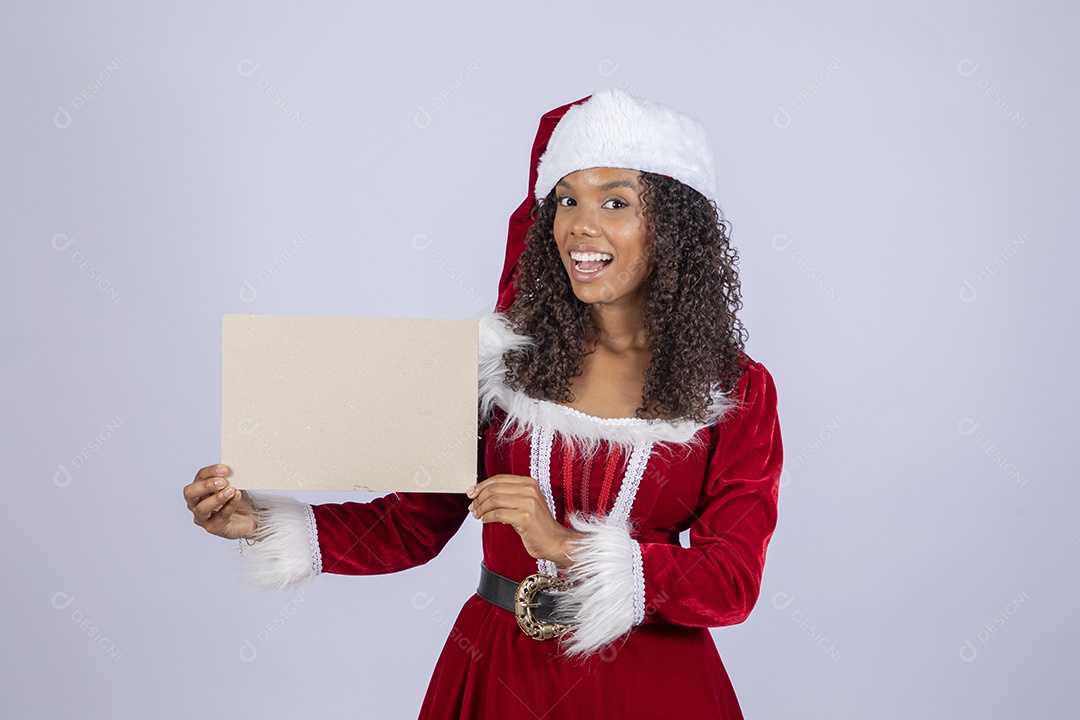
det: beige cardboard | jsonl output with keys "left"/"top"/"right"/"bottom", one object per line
{"left": 221, "top": 315, "right": 478, "bottom": 493}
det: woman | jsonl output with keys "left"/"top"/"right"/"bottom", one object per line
{"left": 184, "top": 88, "right": 783, "bottom": 719}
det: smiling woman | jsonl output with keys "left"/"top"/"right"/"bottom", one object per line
{"left": 184, "top": 87, "right": 783, "bottom": 720}
{"left": 553, "top": 168, "right": 655, "bottom": 307}
{"left": 506, "top": 141, "right": 747, "bottom": 425}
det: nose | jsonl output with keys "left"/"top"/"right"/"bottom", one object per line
{"left": 567, "top": 205, "right": 599, "bottom": 238}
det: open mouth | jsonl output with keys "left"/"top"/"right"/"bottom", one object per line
{"left": 569, "top": 251, "right": 613, "bottom": 274}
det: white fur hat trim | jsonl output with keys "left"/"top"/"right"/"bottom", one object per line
{"left": 534, "top": 87, "right": 718, "bottom": 204}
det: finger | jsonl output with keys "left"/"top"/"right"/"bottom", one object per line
{"left": 195, "top": 489, "right": 236, "bottom": 530}
{"left": 185, "top": 465, "right": 230, "bottom": 502}
{"left": 466, "top": 478, "right": 490, "bottom": 498}
{"left": 468, "top": 475, "right": 534, "bottom": 501}
{"left": 466, "top": 474, "right": 525, "bottom": 498}
{"left": 192, "top": 487, "right": 237, "bottom": 525}
{"left": 470, "top": 482, "right": 539, "bottom": 511}
{"left": 214, "top": 489, "right": 242, "bottom": 523}
{"left": 184, "top": 482, "right": 215, "bottom": 511}
{"left": 471, "top": 493, "right": 527, "bottom": 520}
{"left": 193, "top": 464, "right": 230, "bottom": 483}
{"left": 185, "top": 477, "right": 230, "bottom": 511}
{"left": 477, "top": 507, "right": 502, "bottom": 524}
{"left": 476, "top": 505, "right": 527, "bottom": 527}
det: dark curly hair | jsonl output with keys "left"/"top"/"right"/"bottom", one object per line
{"left": 503, "top": 171, "right": 748, "bottom": 422}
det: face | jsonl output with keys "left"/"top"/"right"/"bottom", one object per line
{"left": 551, "top": 167, "right": 655, "bottom": 309}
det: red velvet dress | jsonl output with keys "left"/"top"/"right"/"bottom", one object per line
{"left": 241, "top": 316, "right": 783, "bottom": 720}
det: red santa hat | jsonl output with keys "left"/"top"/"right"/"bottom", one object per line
{"left": 495, "top": 88, "right": 718, "bottom": 312}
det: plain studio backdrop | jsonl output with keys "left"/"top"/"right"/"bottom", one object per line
{"left": 3, "top": 1, "right": 1076, "bottom": 718}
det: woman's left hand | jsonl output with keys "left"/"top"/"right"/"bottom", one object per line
{"left": 467, "top": 474, "right": 584, "bottom": 567}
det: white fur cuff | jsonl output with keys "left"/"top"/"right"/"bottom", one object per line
{"left": 237, "top": 491, "right": 323, "bottom": 591}
{"left": 551, "top": 512, "right": 646, "bottom": 658}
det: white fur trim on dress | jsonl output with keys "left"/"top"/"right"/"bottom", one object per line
{"left": 236, "top": 491, "right": 322, "bottom": 592}
{"left": 534, "top": 87, "right": 719, "bottom": 205}
{"left": 478, "top": 311, "right": 737, "bottom": 456}
{"left": 550, "top": 511, "right": 646, "bottom": 658}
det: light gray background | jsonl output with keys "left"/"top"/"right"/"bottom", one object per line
{"left": 3, "top": 1, "right": 1076, "bottom": 718}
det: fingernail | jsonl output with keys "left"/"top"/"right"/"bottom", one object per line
{"left": 222, "top": 487, "right": 235, "bottom": 497}
{"left": 213, "top": 478, "right": 225, "bottom": 488}
{"left": 216, "top": 465, "right": 227, "bottom": 474}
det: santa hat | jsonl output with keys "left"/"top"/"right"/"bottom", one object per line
{"left": 495, "top": 88, "right": 718, "bottom": 312}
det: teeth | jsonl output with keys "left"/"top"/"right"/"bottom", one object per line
{"left": 569, "top": 251, "right": 613, "bottom": 262}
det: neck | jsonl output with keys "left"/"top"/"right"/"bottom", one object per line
{"left": 587, "top": 296, "right": 649, "bottom": 354}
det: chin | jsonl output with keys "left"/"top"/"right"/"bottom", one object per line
{"left": 563, "top": 276, "right": 602, "bottom": 305}
{"left": 572, "top": 289, "right": 598, "bottom": 305}
{"left": 562, "top": 266, "right": 641, "bottom": 307}
{"left": 571, "top": 286, "right": 619, "bottom": 306}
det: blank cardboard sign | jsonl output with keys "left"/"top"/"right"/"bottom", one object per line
{"left": 221, "top": 315, "right": 478, "bottom": 493}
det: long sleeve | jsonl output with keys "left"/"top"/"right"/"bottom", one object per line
{"left": 237, "top": 429, "right": 482, "bottom": 591}
{"left": 311, "top": 491, "right": 471, "bottom": 575}
{"left": 553, "top": 360, "right": 783, "bottom": 655}
{"left": 238, "top": 490, "right": 472, "bottom": 591}
{"left": 638, "top": 360, "right": 782, "bottom": 627}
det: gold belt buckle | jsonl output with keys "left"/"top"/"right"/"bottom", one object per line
{"left": 514, "top": 573, "right": 570, "bottom": 641}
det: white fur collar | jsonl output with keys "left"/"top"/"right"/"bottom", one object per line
{"left": 477, "top": 311, "right": 738, "bottom": 456}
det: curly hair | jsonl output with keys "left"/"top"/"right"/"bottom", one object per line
{"left": 503, "top": 171, "right": 748, "bottom": 422}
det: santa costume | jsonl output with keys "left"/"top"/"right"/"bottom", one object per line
{"left": 241, "top": 88, "right": 783, "bottom": 719}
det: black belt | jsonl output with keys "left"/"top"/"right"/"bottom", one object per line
{"left": 477, "top": 562, "right": 560, "bottom": 624}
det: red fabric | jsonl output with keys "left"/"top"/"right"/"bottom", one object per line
{"left": 640, "top": 357, "right": 782, "bottom": 628}
{"left": 309, "top": 358, "right": 782, "bottom": 719}
{"left": 312, "top": 491, "right": 469, "bottom": 576}
{"left": 495, "top": 95, "right": 590, "bottom": 313}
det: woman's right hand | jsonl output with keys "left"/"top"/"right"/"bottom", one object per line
{"left": 184, "top": 464, "right": 259, "bottom": 540}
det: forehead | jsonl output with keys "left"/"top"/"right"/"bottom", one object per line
{"left": 557, "top": 167, "right": 643, "bottom": 190}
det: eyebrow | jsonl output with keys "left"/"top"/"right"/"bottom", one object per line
{"left": 556, "top": 178, "right": 639, "bottom": 192}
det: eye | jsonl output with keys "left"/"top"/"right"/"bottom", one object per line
{"left": 556, "top": 196, "right": 576, "bottom": 207}
{"left": 603, "top": 198, "right": 628, "bottom": 210}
